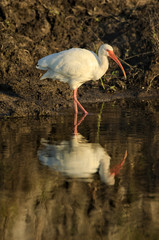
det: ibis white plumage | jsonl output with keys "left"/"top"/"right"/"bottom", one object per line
{"left": 38, "top": 135, "right": 127, "bottom": 185}
{"left": 36, "top": 44, "right": 126, "bottom": 114}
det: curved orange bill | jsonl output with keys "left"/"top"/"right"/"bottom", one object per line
{"left": 108, "top": 50, "right": 127, "bottom": 79}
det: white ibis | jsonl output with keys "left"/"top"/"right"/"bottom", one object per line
{"left": 36, "top": 44, "right": 126, "bottom": 114}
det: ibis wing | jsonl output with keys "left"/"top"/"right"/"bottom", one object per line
{"left": 37, "top": 48, "right": 100, "bottom": 88}
{"left": 39, "top": 48, "right": 99, "bottom": 79}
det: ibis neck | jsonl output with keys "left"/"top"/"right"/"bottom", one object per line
{"left": 96, "top": 52, "right": 109, "bottom": 79}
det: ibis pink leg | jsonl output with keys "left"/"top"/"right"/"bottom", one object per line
{"left": 74, "top": 99, "right": 78, "bottom": 114}
{"left": 73, "top": 88, "right": 88, "bottom": 114}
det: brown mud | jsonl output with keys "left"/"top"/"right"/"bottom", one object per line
{"left": 0, "top": 0, "right": 159, "bottom": 117}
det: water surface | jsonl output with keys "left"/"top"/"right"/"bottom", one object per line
{"left": 1, "top": 99, "right": 159, "bottom": 240}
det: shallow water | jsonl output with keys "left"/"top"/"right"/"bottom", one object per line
{"left": 1, "top": 99, "right": 159, "bottom": 240}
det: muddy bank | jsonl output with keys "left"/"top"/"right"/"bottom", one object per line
{"left": 0, "top": 0, "right": 159, "bottom": 117}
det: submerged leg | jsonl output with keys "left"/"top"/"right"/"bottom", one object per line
{"left": 74, "top": 111, "right": 88, "bottom": 135}
{"left": 73, "top": 88, "right": 88, "bottom": 114}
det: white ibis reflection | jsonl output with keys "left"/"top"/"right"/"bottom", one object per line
{"left": 38, "top": 114, "right": 127, "bottom": 185}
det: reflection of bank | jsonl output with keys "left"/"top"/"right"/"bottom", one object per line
{"left": 38, "top": 133, "right": 127, "bottom": 185}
